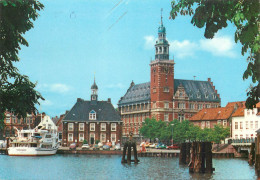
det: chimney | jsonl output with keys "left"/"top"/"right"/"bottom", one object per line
{"left": 108, "top": 98, "right": 111, "bottom": 103}
{"left": 208, "top": 78, "right": 211, "bottom": 82}
{"left": 213, "top": 86, "right": 215, "bottom": 90}
{"left": 77, "top": 98, "right": 83, "bottom": 102}
{"left": 215, "top": 90, "right": 218, "bottom": 94}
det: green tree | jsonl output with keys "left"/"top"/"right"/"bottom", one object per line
{"left": 171, "top": 0, "right": 260, "bottom": 108}
{"left": 0, "top": 0, "right": 44, "bottom": 125}
{"left": 211, "top": 124, "right": 230, "bottom": 143}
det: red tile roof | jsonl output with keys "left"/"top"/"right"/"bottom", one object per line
{"left": 226, "top": 101, "right": 246, "bottom": 108}
{"left": 232, "top": 108, "right": 244, "bottom": 117}
{"left": 190, "top": 107, "right": 235, "bottom": 121}
{"left": 256, "top": 102, "right": 260, "bottom": 108}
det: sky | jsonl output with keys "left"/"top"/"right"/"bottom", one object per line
{"left": 17, "top": 0, "right": 251, "bottom": 117}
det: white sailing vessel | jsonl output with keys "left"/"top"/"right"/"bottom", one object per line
{"left": 8, "top": 115, "right": 59, "bottom": 156}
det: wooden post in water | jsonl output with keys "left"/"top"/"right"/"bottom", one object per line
{"left": 121, "top": 132, "right": 139, "bottom": 164}
{"left": 249, "top": 143, "right": 255, "bottom": 165}
{"left": 188, "top": 142, "right": 214, "bottom": 173}
{"left": 179, "top": 143, "right": 187, "bottom": 164}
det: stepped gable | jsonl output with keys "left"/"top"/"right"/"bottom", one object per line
{"left": 174, "top": 79, "right": 220, "bottom": 102}
{"left": 63, "top": 99, "right": 121, "bottom": 122}
{"left": 118, "top": 82, "right": 150, "bottom": 106}
{"left": 190, "top": 107, "right": 234, "bottom": 121}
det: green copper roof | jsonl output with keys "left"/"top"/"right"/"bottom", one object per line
{"left": 158, "top": 24, "right": 166, "bottom": 33}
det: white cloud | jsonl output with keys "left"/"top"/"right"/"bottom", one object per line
{"left": 143, "top": 34, "right": 237, "bottom": 58}
{"left": 199, "top": 36, "right": 236, "bottom": 57}
{"left": 38, "top": 83, "right": 71, "bottom": 94}
{"left": 169, "top": 40, "right": 198, "bottom": 58}
{"left": 144, "top": 35, "right": 156, "bottom": 49}
{"left": 106, "top": 83, "right": 125, "bottom": 89}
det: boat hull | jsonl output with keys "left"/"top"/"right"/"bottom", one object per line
{"left": 8, "top": 147, "right": 57, "bottom": 156}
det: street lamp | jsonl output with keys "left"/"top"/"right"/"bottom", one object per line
{"left": 171, "top": 123, "right": 174, "bottom": 145}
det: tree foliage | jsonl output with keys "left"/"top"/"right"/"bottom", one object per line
{"left": 0, "top": 0, "right": 44, "bottom": 120}
{"left": 170, "top": 0, "right": 260, "bottom": 108}
{"left": 140, "top": 118, "right": 230, "bottom": 143}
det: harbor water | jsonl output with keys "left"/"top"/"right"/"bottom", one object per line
{"left": 0, "top": 155, "right": 257, "bottom": 180}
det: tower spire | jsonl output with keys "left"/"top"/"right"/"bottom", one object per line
{"left": 161, "top": 8, "right": 163, "bottom": 25}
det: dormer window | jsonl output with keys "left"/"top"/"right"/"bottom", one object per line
{"left": 213, "top": 94, "right": 216, "bottom": 99}
{"left": 205, "top": 94, "right": 208, "bottom": 98}
{"left": 89, "top": 110, "right": 96, "bottom": 120}
{"left": 197, "top": 93, "right": 201, "bottom": 98}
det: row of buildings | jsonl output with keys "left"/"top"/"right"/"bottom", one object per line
{"left": 1, "top": 15, "right": 259, "bottom": 147}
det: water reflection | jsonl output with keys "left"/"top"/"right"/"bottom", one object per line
{"left": 0, "top": 155, "right": 257, "bottom": 180}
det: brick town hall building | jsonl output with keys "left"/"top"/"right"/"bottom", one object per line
{"left": 62, "top": 79, "right": 122, "bottom": 147}
{"left": 118, "top": 16, "right": 221, "bottom": 140}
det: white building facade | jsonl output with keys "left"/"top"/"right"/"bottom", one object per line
{"left": 232, "top": 104, "right": 260, "bottom": 139}
{"left": 38, "top": 115, "right": 58, "bottom": 133}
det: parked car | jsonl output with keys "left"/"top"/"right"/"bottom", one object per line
{"left": 103, "top": 145, "right": 110, "bottom": 150}
{"left": 166, "top": 144, "right": 179, "bottom": 150}
{"left": 69, "top": 143, "right": 76, "bottom": 150}
{"left": 82, "top": 144, "right": 90, "bottom": 149}
{"left": 149, "top": 143, "right": 158, "bottom": 148}
{"left": 114, "top": 143, "right": 121, "bottom": 150}
{"left": 98, "top": 142, "right": 103, "bottom": 147}
{"left": 156, "top": 144, "right": 166, "bottom": 149}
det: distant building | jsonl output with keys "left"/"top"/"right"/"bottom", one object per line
{"left": 62, "top": 79, "right": 122, "bottom": 147}
{"left": 1, "top": 112, "right": 36, "bottom": 139}
{"left": 38, "top": 115, "right": 58, "bottom": 133}
{"left": 231, "top": 102, "right": 260, "bottom": 139}
{"left": 190, "top": 101, "right": 246, "bottom": 136}
{"left": 118, "top": 14, "right": 221, "bottom": 140}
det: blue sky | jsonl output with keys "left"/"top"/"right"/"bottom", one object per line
{"left": 17, "top": 0, "right": 250, "bottom": 117}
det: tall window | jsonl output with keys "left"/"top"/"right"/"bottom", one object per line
{"left": 240, "top": 121, "right": 243, "bottom": 129}
{"left": 201, "top": 121, "right": 205, "bottom": 129}
{"left": 198, "top": 104, "right": 203, "bottom": 110}
{"left": 79, "top": 133, "right": 84, "bottom": 142}
{"left": 68, "top": 133, "right": 73, "bottom": 142}
{"left": 217, "top": 120, "right": 222, "bottom": 124}
{"left": 111, "top": 123, "right": 116, "bottom": 131}
{"left": 235, "top": 134, "right": 238, "bottom": 139}
{"left": 68, "top": 123, "right": 74, "bottom": 131}
{"left": 90, "top": 123, "right": 95, "bottom": 131}
{"left": 12, "top": 116, "right": 16, "bottom": 124}
{"left": 101, "top": 123, "right": 106, "bottom": 131}
{"left": 17, "top": 118, "right": 21, "bottom": 124}
{"left": 111, "top": 134, "right": 116, "bottom": 142}
{"left": 164, "top": 102, "right": 169, "bottom": 109}
{"left": 178, "top": 103, "right": 185, "bottom": 109}
{"left": 6, "top": 115, "right": 10, "bottom": 123}
{"left": 206, "top": 104, "right": 211, "bottom": 108}
{"left": 223, "top": 120, "right": 227, "bottom": 127}
{"left": 250, "top": 121, "right": 253, "bottom": 129}
{"left": 89, "top": 110, "right": 96, "bottom": 120}
{"left": 189, "top": 104, "right": 194, "bottom": 109}
{"left": 178, "top": 114, "right": 184, "bottom": 122}
{"left": 246, "top": 121, "right": 249, "bottom": 129}
{"left": 206, "top": 121, "right": 210, "bottom": 128}
{"left": 235, "top": 122, "right": 238, "bottom": 129}
{"left": 101, "top": 133, "right": 106, "bottom": 142}
{"left": 164, "top": 113, "right": 169, "bottom": 121}
{"left": 79, "top": 123, "right": 84, "bottom": 131}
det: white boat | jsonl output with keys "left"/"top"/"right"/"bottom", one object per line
{"left": 8, "top": 126, "right": 59, "bottom": 156}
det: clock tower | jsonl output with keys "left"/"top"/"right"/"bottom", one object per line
{"left": 150, "top": 10, "right": 175, "bottom": 121}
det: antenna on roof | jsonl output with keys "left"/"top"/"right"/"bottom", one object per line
{"left": 193, "top": 76, "right": 196, "bottom": 80}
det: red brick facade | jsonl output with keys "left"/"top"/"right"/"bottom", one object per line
{"left": 62, "top": 121, "right": 122, "bottom": 147}
{"left": 1, "top": 112, "right": 35, "bottom": 138}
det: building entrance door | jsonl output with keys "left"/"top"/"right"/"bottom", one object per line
{"left": 91, "top": 137, "right": 94, "bottom": 144}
